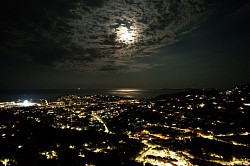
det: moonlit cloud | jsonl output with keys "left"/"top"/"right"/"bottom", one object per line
{"left": 64, "top": 0, "right": 218, "bottom": 72}
{"left": 0, "top": 0, "right": 249, "bottom": 89}
{"left": 0, "top": 0, "right": 218, "bottom": 73}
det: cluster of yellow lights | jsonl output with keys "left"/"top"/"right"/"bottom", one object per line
{"left": 1, "top": 159, "right": 10, "bottom": 166}
{"left": 40, "top": 150, "right": 58, "bottom": 159}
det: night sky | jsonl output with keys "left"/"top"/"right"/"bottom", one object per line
{"left": 1, "top": 0, "right": 250, "bottom": 89}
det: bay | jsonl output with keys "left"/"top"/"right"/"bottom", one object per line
{"left": 0, "top": 89, "right": 186, "bottom": 102}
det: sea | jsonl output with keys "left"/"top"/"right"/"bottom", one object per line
{"left": 0, "top": 89, "right": 186, "bottom": 102}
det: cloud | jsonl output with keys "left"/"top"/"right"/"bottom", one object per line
{"left": 54, "top": 55, "right": 163, "bottom": 74}
{"left": 0, "top": 0, "right": 227, "bottom": 73}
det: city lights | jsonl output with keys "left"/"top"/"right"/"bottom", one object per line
{"left": 0, "top": 84, "right": 249, "bottom": 165}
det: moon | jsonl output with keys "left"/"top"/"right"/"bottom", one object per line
{"left": 116, "top": 26, "right": 136, "bottom": 44}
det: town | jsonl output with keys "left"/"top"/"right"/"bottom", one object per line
{"left": 0, "top": 84, "right": 249, "bottom": 166}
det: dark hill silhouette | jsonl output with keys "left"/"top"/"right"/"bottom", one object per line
{"left": 153, "top": 89, "right": 220, "bottom": 100}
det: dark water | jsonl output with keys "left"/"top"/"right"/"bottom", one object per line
{"left": 0, "top": 89, "right": 185, "bottom": 102}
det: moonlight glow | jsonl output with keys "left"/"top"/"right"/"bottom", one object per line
{"left": 116, "top": 26, "right": 137, "bottom": 44}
